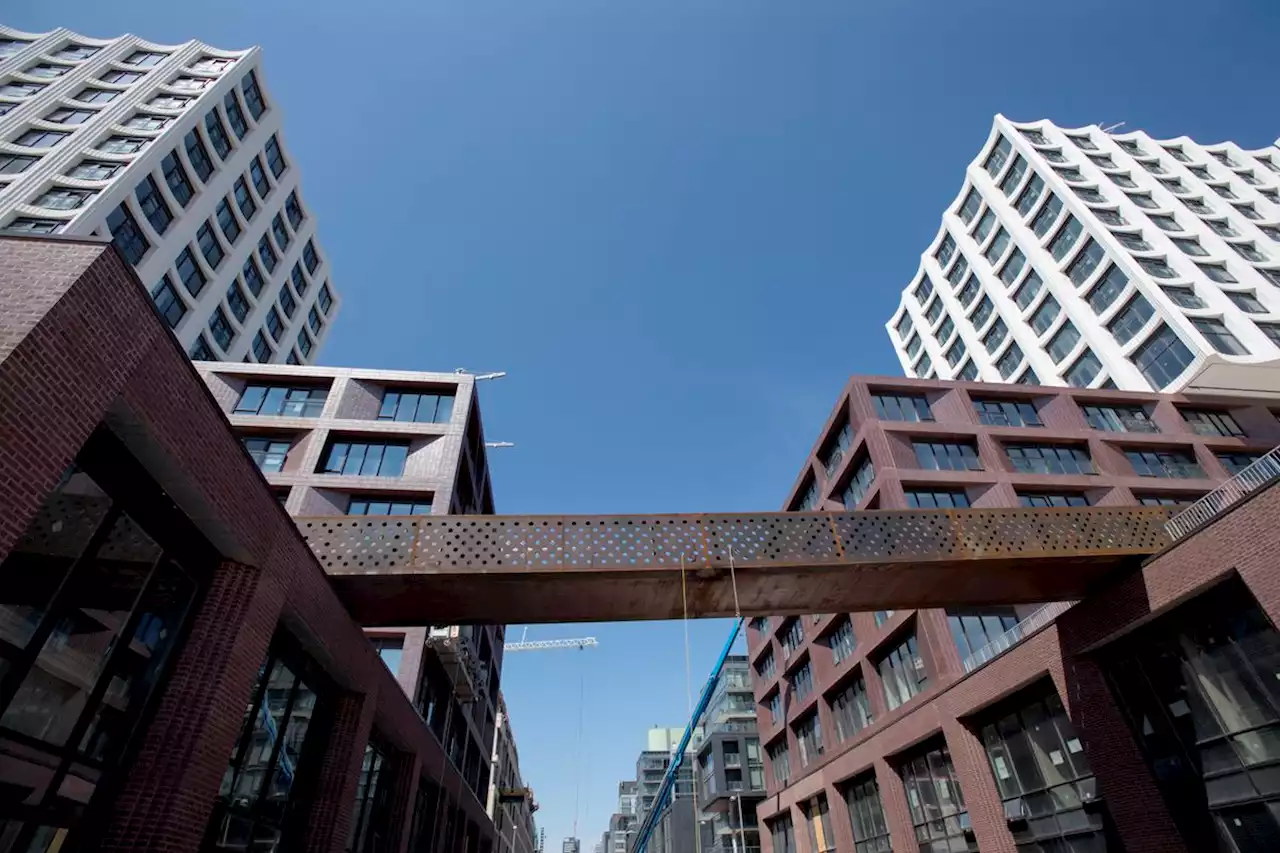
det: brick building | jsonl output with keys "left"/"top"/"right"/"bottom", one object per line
{"left": 754, "top": 375, "right": 1280, "bottom": 853}
{"left": 0, "top": 233, "right": 492, "bottom": 853}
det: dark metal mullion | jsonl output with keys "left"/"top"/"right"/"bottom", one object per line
{"left": 248, "top": 673, "right": 301, "bottom": 819}
{"left": 0, "top": 505, "right": 124, "bottom": 712}
{"left": 39, "top": 551, "right": 168, "bottom": 807}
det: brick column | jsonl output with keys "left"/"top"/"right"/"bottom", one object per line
{"left": 100, "top": 560, "right": 286, "bottom": 852}
{"left": 942, "top": 720, "right": 1015, "bottom": 853}
{"left": 387, "top": 751, "right": 423, "bottom": 853}
{"left": 872, "top": 756, "right": 915, "bottom": 853}
{"left": 1053, "top": 657, "right": 1188, "bottom": 853}
{"left": 825, "top": 781, "right": 857, "bottom": 853}
{"left": 301, "top": 687, "right": 376, "bottom": 853}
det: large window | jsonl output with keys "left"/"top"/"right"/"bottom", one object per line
{"left": 872, "top": 392, "right": 931, "bottom": 422}
{"left": 900, "top": 743, "right": 974, "bottom": 853}
{"left": 242, "top": 71, "right": 267, "bottom": 119}
{"left": 1126, "top": 448, "right": 1205, "bottom": 479}
{"left": 151, "top": 274, "right": 186, "bottom": 328}
{"left": 830, "top": 676, "right": 873, "bottom": 742}
{"left": 106, "top": 203, "right": 150, "bottom": 265}
{"left": 842, "top": 456, "right": 875, "bottom": 509}
{"left": 947, "top": 608, "right": 1020, "bottom": 666}
{"left": 1019, "top": 492, "right": 1089, "bottom": 507}
{"left": 826, "top": 618, "right": 856, "bottom": 664}
{"left": 1192, "top": 317, "right": 1248, "bottom": 355}
{"left": 913, "top": 440, "right": 981, "bottom": 472}
{"left": 242, "top": 437, "right": 291, "bottom": 472}
{"left": 905, "top": 490, "right": 969, "bottom": 509}
{"left": 1181, "top": 409, "right": 1245, "bottom": 438}
{"left": 320, "top": 441, "right": 410, "bottom": 478}
{"left": 791, "top": 662, "right": 814, "bottom": 703}
{"left": 161, "top": 150, "right": 194, "bottom": 206}
{"left": 1131, "top": 324, "right": 1195, "bottom": 389}
{"left": 207, "top": 636, "right": 328, "bottom": 852}
{"left": 135, "top": 176, "right": 172, "bottom": 234}
{"left": 1064, "top": 349, "right": 1103, "bottom": 388}
{"left": 877, "top": 631, "right": 926, "bottom": 710}
{"left": 1109, "top": 295, "right": 1155, "bottom": 346}
{"left": 349, "top": 740, "right": 396, "bottom": 853}
{"left": 1006, "top": 444, "right": 1094, "bottom": 475}
{"left": 794, "top": 712, "right": 823, "bottom": 767}
{"left": 0, "top": 450, "right": 203, "bottom": 852}
{"left": 802, "top": 794, "right": 835, "bottom": 853}
{"left": 234, "top": 385, "right": 328, "bottom": 418}
{"left": 184, "top": 128, "right": 214, "bottom": 181}
{"left": 767, "top": 741, "right": 791, "bottom": 788}
{"left": 974, "top": 398, "right": 1041, "bottom": 428}
{"left": 978, "top": 686, "right": 1110, "bottom": 850}
{"left": 379, "top": 389, "right": 456, "bottom": 424}
{"left": 1086, "top": 265, "right": 1128, "bottom": 314}
{"left": 779, "top": 617, "right": 804, "bottom": 659}
{"left": 1218, "top": 451, "right": 1263, "bottom": 475}
{"left": 843, "top": 775, "right": 892, "bottom": 853}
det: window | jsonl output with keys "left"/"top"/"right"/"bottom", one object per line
{"left": 349, "top": 498, "right": 432, "bottom": 517}
{"left": 974, "top": 399, "right": 1040, "bottom": 428}
{"left": 1262, "top": 225, "right": 1280, "bottom": 241}
{"left": 983, "top": 319, "right": 1008, "bottom": 353}
{"left": 947, "top": 608, "right": 1019, "bottom": 663}
{"left": 98, "top": 136, "right": 148, "bottom": 154}
{"left": 1126, "top": 448, "right": 1205, "bottom": 479}
{"left": 279, "top": 287, "right": 297, "bottom": 319}
{"left": 999, "top": 249, "right": 1026, "bottom": 287}
{"left": 1020, "top": 128, "right": 1049, "bottom": 145}
{"left": 32, "top": 188, "right": 96, "bottom": 210}
{"left": 149, "top": 94, "right": 192, "bottom": 110}
{"left": 1030, "top": 296, "right": 1060, "bottom": 335}
{"left": 1137, "top": 494, "right": 1198, "bottom": 506}
{"left": 1006, "top": 444, "right": 1093, "bottom": 475}
{"left": 1083, "top": 404, "right": 1157, "bottom": 433}
{"left": 1181, "top": 409, "right": 1244, "bottom": 437}
{"left": 1227, "top": 291, "right": 1266, "bottom": 314}
{"left": 106, "top": 203, "right": 150, "bottom": 265}
{"left": 791, "top": 663, "right": 815, "bottom": 704}
{"left": 843, "top": 776, "right": 891, "bottom": 853}
{"left": 1192, "top": 317, "right": 1247, "bottom": 355}
{"left": 250, "top": 156, "right": 271, "bottom": 197}
{"left": 779, "top": 617, "right": 805, "bottom": 659}
{"left": 242, "top": 71, "right": 267, "bottom": 119}
{"left": 0, "top": 82, "right": 44, "bottom": 98}
{"left": 234, "top": 386, "right": 329, "bottom": 420}
{"left": 3, "top": 218, "right": 66, "bottom": 235}
{"left": 956, "top": 274, "right": 980, "bottom": 307}
{"left": 1084, "top": 265, "right": 1127, "bottom": 315}
{"left": 123, "top": 113, "right": 170, "bottom": 132}
{"left": 934, "top": 237, "right": 956, "bottom": 272}
{"left": 0, "top": 38, "right": 31, "bottom": 58}
{"left": 878, "top": 632, "right": 925, "bottom": 710}
{"left": 997, "top": 343, "right": 1024, "bottom": 379}
{"left": 972, "top": 210, "right": 995, "bottom": 244}
{"left": 0, "top": 154, "right": 38, "bottom": 175}
{"left": 1209, "top": 150, "right": 1239, "bottom": 167}
{"left": 272, "top": 213, "right": 291, "bottom": 251}
{"left": 1073, "top": 186, "right": 1108, "bottom": 204}
{"left": 296, "top": 327, "right": 313, "bottom": 358}
{"left": 291, "top": 263, "right": 309, "bottom": 296}
{"left": 1161, "top": 285, "right": 1204, "bottom": 310}
{"left": 1094, "top": 207, "right": 1128, "bottom": 226}
{"left": 1063, "top": 133, "right": 1095, "bottom": 151}
{"left": 970, "top": 296, "right": 993, "bottom": 329}
{"left": 946, "top": 255, "right": 968, "bottom": 287}
{"left": 1000, "top": 155, "right": 1027, "bottom": 195}
{"left": 984, "top": 228, "right": 1011, "bottom": 264}
{"left": 264, "top": 134, "right": 287, "bottom": 177}
{"left": 74, "top": 87, "right": 119, "bottom": 104}
{"left": 183, "top": 129, "right": 214, "bottom": 181}
{"left": 984, "top": 136, "right": 1011, "bottom": 177}
{"left": 956, "top": 360, "right": 978, "bottom": 381}
{"left": 830, "top": 676, "right": 873, "bottom": 745}
{"left": 1234, "top": 203, "right": 1263, "bottom": 221}
{"left": 257, "top": 234, "right": 278, "bottom": 273}
{"left": 243, "top": 437, "right": 291, "bottom": 472}
{"left": 321, "top": 441, "right": 409, "bottom": 477}
{"left": 124, "top": 50, "right": 166, "bottom": 66}
{"left": 1013, "top": 270, "right": 1043, "bottom": 310}
{"left": 1160, "top": 177, "right": 1188, "bottom": 195}
{"left": 925, "top": 298, "right": 943, "bottom": 325}
{"left": 1065, "top": 348, "right": 1103, "bottom": 387}
{"left": 1110, "top": 231, "right": 1151, "bottom": 254}
{"left": 1138, "top": 256, "right": 1180, "bottom": 279}
{"left": 55, "top": 43, "right": 99, "bottom": 60}
{"left": 226, "top": 279, "right": 249, "bottom": 322}
{"left": 318, "top": 284, "right": 333, "bottom": 313}
{"left": 839, "top": 456, "right": 876, "bottom": 510}
{"left": 802, "top": 794, "right": 835, "bottom": 853}
{"left": 175, "top": 247, "right": 207, "bottom": 297}
{"left": 15, "top": 130, "right": 69, "bottom": 149}
{"left": 1019, "top": 492, "right": 1088, "bottom": 507}
{"left": 171, "top": 77, "right": 211, "bottom": 91}
{"left": 905, "top": 489, "right": 969, "bottom": 509}
{"left": 937, "top": 317, "right": 955, "bottom": 345}
{"left": 1218, "top": 451, "right": 1263, "bottom": 475}
{"left": 1031, "top": 194, "right": 1064, "bottom": 237}
{"left": 914, "top": 275, "right": 934, "bottom": 304}
{"left": 230, "top": 180, "right": 257, "bottom": 227}
{"left": 378, "top": 389, "right": 456, "bottom": 424}
{"left": 1127, "top": 192, "right": 1159, "bottom": 210}
{"left": 1047, "top": 322, "right": 1081, "bottom": 363}
{"left": 99, "top": 69, "right": 143, "bottom": 85}
{"left": 234, "top": 261, "right": 263, "bottom": 304}
{"left": 914, "top": 440, "right": 980, "bottom": 472}
{"left": 1047, "top": 217, "right": 1083, "bottom": 261}
{"left": 308, "top": 306, "right": 325, "bottom": 334}
{"left": 905, "top": 334, "right": 921, "bottom": 358}
{"left": 1209, "top": 183, "right": 1239, "bottom": 200}
{"left": 1054, "top": 167, "right": 1085, "bottom": 184}
{"left": 204, "top": 109, "right": 232, "bottom": 158}
{"left": 189, "top": 335, "right": 216, "bottom": 360}
{"left": 224, "top": 91, "right": 249, "bottom": 138}
{"left": 304, "top": 240, "right": 321, "bottom": 273}
{"left": 208, "top": 307, "right": 235, "bottom": 350}
{"left": 767, "top": 742, "right": 791, "bottom": 788}
{"left": 195, "top": 221, "right": 224, "bottom": 269}
{"left": 43, "top": 107, "right": 96, "bottom": 125}
{"left": 871, "top": 393, "right": 931, "bottom": 422}
{"left": 151, "top": 275, "right": 186, "bottom": 328}
{"left": 1015, "top": 175, "right": 1045, "bottom": 217}
{"left": 265, "top": 307, "right": 285, "bottom": 342}
{"left": 900, "top": 743, "right": 972, "bottom": 853}
{"left": 1182, "top": 197, "right": 1215, "bottom": 216}
{"left": 285, "top": 190, "right": 305, "bottom": 229}
{"left": 1258, "top": 156, "right": 1280, "bottom": 174}
{"left": 1066, "top": 238, "right": 1106, "bottom": 286}
{"left": 1015, "top": 366, "right": 1041, "bottom": 385}
{"left": 1041, "top": 149, "right": 1066, "bottom": 165}
{"left": 1128, "top": 324, "right": 1194, "bottom": 388}
{"left": 1231, "top": 242, "right": 1269, "bottom": 263}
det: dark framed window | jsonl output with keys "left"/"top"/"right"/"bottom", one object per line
{"left": 175, "top": 247, "right": 206, "bottom": 297}
{"left": 291, "top": 263, "right": 309, "bottom": 296}
{"left": 296, "top": 328, "right": 313, "bottom": 358}
{"left": 308, "top": 306, "right": 325, "bottom": 334}
{"left": 830, "top": 675, "right": 872, "bottom": 741}
{"left": 1064, "top": 349, "right": 1102, "bottom": 388}
{"left": 1109, "top": 295, "right": 1154, "bottom": 346}
{"left": 947, "top": 255, "right": 970, "bottom": 288}
{"left": 999, "top": 249, "right": 1026, "bottom": 286}
{"left": 321, "top": 441, "right": 410, "bottom": 477}
{"left": 208, "top": 307, "right": 235, "bottom": 350}
{"left": 947, "top": 608, "right": 1020, "bottom": 664}
{"left": 1031, "top": 195, "right": 1064, "bottom": 238}
{"left": 901, "top": 742, "right": 975, "bottom": 852}
{"left": 74, "top": 88, "right": 118, "bottom": 104}
{"left": 106, "top": 203, "right": 150, "bottom": 265}
{"left": 378, "top": 389, "right": 456, "bottom": 424}
{"left": 1030, "top": 296, "right": 1060, "bottom": 335}
{"left": 802, "top": 793, "right": 835, "bottom": 853}
{"left": 1019, "top": 492, "right": 1089, "bottom": 507}
{"left": 756, "top": 648, "right": 776, "bottom": 681}
{"left": 234, "top": 176, "right": 257, "bottom": 221}
{"left": 842, "top": 456, "right": 875, "bottom": 509}
{"left": 1013, "top": 271, "right": 1043, "bottom": 310}
{"left": 216, "top": 198, "right": 242, "bottom": 244}
{"left": 265, "top": 308, "right": 285, "bottom": 342}
{"left": 242, "top": 71, "right": 267, "bottom": 119}
{"left": 197, "top": 221, "right": 224, "bottom": 269}
{"left": 224, "top": 91, "right": 249, "bottom": 139}
{"left": 0, "top": 154, "right": 38, "bottom": 175}
{"left": 1218, "top": 451, "right": 1263, "bottom": 475}
{"left": 190, "top": 335, "right": 216, "bottom": 360}
{"left": 349, "top": 497, "right": 432, "bottom": 516}
{"left": 1085, "top": 265, "right": 1128, "bottom": 314}
{"left": 279, "top": 287, "right": 297, "bottom": 319}
{"left": 973, "top": 398, "right": 1040, "bottom": 427}
{"left": 1126, "top": 448, "right": 1204, "bottom": 479}
{"left": 252, "top": 330, "right": 273, "bottom": 362}
{"left": 151, "top": 274, "right": 186, "bottom": 328}
{"left": 226, "top": 280, "right": 250, "bottom": 322}
{"left": 957, "top": 188, "right": 981, "bottom": 224}
{"left": 204, "top": 109, "right": 232, "bottom": 158}
{"left": 1082, "top": 405, "right": 1157, "bottom": 433}
{"left": 826, "top": 617, "right": 857, "bottom": 664}
{"left": 1015, "top": 176, "right": 1045, "bottom": 218}
{"left": 1192, "top": 317, "right": 1248, "bottom": 355}
{"left": 984, "top": 135, "right": 1011, "bottom": 177}
{"left": 100, "top": 69, "right": 142, "bottom": 85}
{"left": 793, "top": 711, "right": 822, "bottom": 767}
{"left": 1047, "top": 323, "right": 1081, "bottom": 364}
{"left": 257, "top": 234, "right": 278, "bottom": 273}
{"left": 872, "top": 392, "right": 931, "bottom": 422}
{"left": 318, "top": 284, "right": 333, "bottom": 313}
{"left": 303, "top": 240, "right": 321, "bottom": 273}
{"left": 272, "top": 213, "right": 291, "bottom": 251}
{"left": 1000, "top": 154, "right": 1027, "bottom": 195}
{"left": 984, "top": 320, "right": 1008, "bottom": 354}
{"left": 779, "top": 616, "right": 804, "bottom": 659}
{"left": 124, "top": 50, "right": 166, "bottom": 66}
{"left": 905, "top": 489, "right": 968, "bottom": 509}
{"left": 250, "top": 156, "right": 271, "bottom": 198}
{"left": 264, "top": 134, "right": 287, "bottom": 177}
{"left": 242, "top": 256, "right": 265, "bottom": 296}
{"left": 100, "top": 136, "right": 148, "bottom": 155}
{"left": 819, "top": 421, "right": 852, "bottom": 476}
{"left": 184, "top": 129, "right": 214, "bottom": 181}
{"left": 791, "top": 660, "right": 815, "bottom": 703}
{"left": 996, "top": 343, "right": 1024, "bottom": 379}
{"left": 767, "top": 813, "right": 795, "bottom": 853}
{"left": 843, "top": 775, "right": 892, "bottom": 853}
{"left": 235, "top": 385, "right": 328, "bottom": 418}
{"left": 66, "top": 159, "right": 122, "bottom": 180}
{"left": 1066, "top": 238, "right": 1106, "bottom": 285}
{"left": 135, "top": 176, "right": 172, "bottom": 234}
{"left": 913, "top": 440, "right": 981, "bottom": 472}
{"left": 43, "top": 107, "right": 96, "bottom": 125}
{"left": 349, "top": 740, "right": 396, "bottom": 853}
{"left": 877, "top": 631, "right": 926, "bottom": 710}
{"left": 285, "top": 191, "right": 305, "bottom": 230}
{"left": 4, "top": 218, "right": 67, "bottom": 235}
{"left": 242, "top": 437, "right": 291, "bottom": 472}
{"left": 1006, "top": 444, "right": 1094, "bottom": 475}
{"left": 158, "top": 151, "right": 193, "bottom": 207}
{"left": 33, "top": 187, "right": 96, "bottom": 210}
{"left": 1181, "top": 409, "right": 1245, "bottom": 438}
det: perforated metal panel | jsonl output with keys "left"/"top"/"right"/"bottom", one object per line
{"left": 298, "top": 507, "right": 1174, "bottom": 576}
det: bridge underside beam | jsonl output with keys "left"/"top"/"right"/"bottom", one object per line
{"left": 298, "top": 506, "right": 1173, "bottom": 626}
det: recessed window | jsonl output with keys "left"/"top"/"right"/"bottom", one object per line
{"left": 1072, "top": 185, "right": 1108, "bottom": 204}
{"left": 984, "top": 229, "right": 1011, "bottom": 264}
{"left": 1159, "top": 178, "right": 1187, "bottom": 195}
{"left": 75, "top": 87, "right": 119, "bottom": 104}
{"left": 123, "top": 113, "right": 171, "bottom": 132}
{"left": 984, "top": 135, "right": 1012, "bottom": 177}
{"left": 290, "top": 263, "right": 308, "bottom": 296}
{"left": 1148, "top": 213, "right": 1181, "bottom": 231}
{"left": 1127, "top": 192, "right": 1159, "bottom": 210}
{"left": 216, "top": 198, "right": 241, "bottom": 244}
{"left": 1230, "top": 242, "right": 1269, "bottom": 263}
{"left": 99, "top": 136, "right": 148, "bottom": 155}
{"left": 1020, "top": 128, "right": 1049, "bottom": 145}
{"left": 914, "top": 440, "right": 980, "bottom": 472}
{"left": 265, "top": 307, "right": 285, "bottom": 342}
{"left": 1131, "top": 324, "right": 1195, "bottom": 388}
{"left": 1015, "top": 175, "right": 1045, "bottom": 218}
{"left": 224, "top": 91, "right": 249, "bottom": 139}
{"left": 318, "top": 284, "right": 333, "bottom": 313}
{"left": 1083, "top": 404, "right": 1157, "bottom": 433}
{"left": 983, "top": 319, "right": 1008, "bottom": 353}
{"left": 243, "top": 437, "right": 291, "bottom": 472}
{"left": 378, "top": 389, "right": 457, "bottom": 424}
{"left": 1094, "top": 208, "right": 1127, "bottom": 226}
{"left": 226, "top": 279, "right": 249, "bottom": 322}
{"left": 999, "top": 249, "right": 1026, "bottom": 286}
{"left": 149, "top": 94, "right": 192, "bottom": 111}
{"left": 1041, "top": 149, "right": 1067, "bottom": 164}
{"left": 936, "top": 316, "right": 955, "bottom": 345}
{"left": 234, "top": 385, "right": 328, "bottom": 417}
{"left": 1109, "top": 295, "right": 1154, "bottom": 345}
{"left": 250, "top": 156, "right": 271, "bottom": 198}
{"left": 1013, "top": 271, "right": 1043, "bottom": 310}
{"left": 974, "top": 398, "right": 1040, "bottom": 428}
{"left": 1000, "top": 155, "right": 1028, "bottom": 195}
{"left": 4, "top": 218, "right": 66, "bottom": 234}
{"left": 1110, "top": 173, "right": 1137, "bottom": 189}
{"left": 973, "top": 209, "right": 995, "bottom": 243}
{"left": 242, "top": 71, "right": 267, "bottom": 119}
{"left": 279, "top": 288, "right": 297, "bottom": 319}
{"left": 1162, "top": 285, "right": 1205, "bottom": 309}
{"left": 970, "top": 295, "right": 994, "bottom": 329}
{"left": 15, "top": 130, "right": 69, "bottom": 149}
{"left": 1260, "top": 225, "right": 1280, "bottom": 242}
{"left": 1137, "top": 256, "right": 1178, "bottom": 279}
{"left": 925, "top": 298, "right": 943, "bottom": 325}
{"left": 1066, "top": 134, "right": 1097, "bottom": 151}
{"left": 1112, "top": 231, "right": 1152, "bottom": 253}
{"left": 1195, "top": 264, "right": 1237, "bottom": 285}
{"left": 43, "top": 107, "right": 96, "bottom": 126}
{"left": 1257, "top": 268, "right": 1280, "bottom": 288}
{"left": 1164, "top": 146, "right": 1191, "bottom": 163}
{"left": 1167, "top": 236, "right": 1207, "bottom": 257}
{"left": 32, "top": 187, "right": 96, "bottom": 210}
{"left": 348, "top": 498, "right": 432, "bottom": 516}
{"left": 125, "top": 50, "right": 166, "bottom": 67}
{"left": 1218, "top": 452, "right": 1264, "bottom": 475}
{"left": 0, "top": 154, "right": 38, "bottom": 175}
{"left": 830, "top": 674, "right": 872, "bottom": 743}
{"left": 197, "top": 221, "right": 224, "bottom": 269}
{"left": 905, "top": 489, "right": 969, "bottom": 509}
{"left": 303, "top": 240, "right": 321, "bottom": 274}
{"left": 1047, "top": 323, "right": 1081, "bottom": 363}
{"left": 0, "top": 82, "right": 44, "bottom": 98}
{"left": 871, "top": 392, "right": 931, "bottom": 422}
{"left": 1234, "top": 204, "right": 1262, "bottom": 221}
{"left": 1258, "top": 156, "right": 1280, "bottom": 175}
{"left": 1054, "top": 166, "right": 1085, "bottom": 184}
{"left": 1030, "top": 296, "right": 1060, "bottom": 335}
{"left": 1181, "top": 409, "right": 1245, "bottom": 438}
{"left": 1031, "top": 194, "right": 1063, "bottom": 237}
{"left": 1127, "top": 449, "right": 1204, "bottom": 479}
{"left": 285, "top": 191, "right": 305, "bottom": 230}
{"left": 1087, "top": 154, "right": 1116, "bottom": 169}
{"left": 997, "top": 342, "right": 1024, "bottom": 379}
{"left": 1210, "top": 150, "right": 1239, "bottom": 168}
{"left": 878, "top": 632, "right": 926, "bottom": 710}
{"left": 150, "top": 274, "right": 186, "bottom": 329}
{"left": 208, "top": 307, "right": 235, "bottom": 350}
{"left": 170, "top": 76, "right": 211, "bottom": 91}
{"left": 183, "top": 129, "right": 214, "bottom": 181}
{"left": 1260, "top": 188, "right": 1280, "bottom": 204}
{"left": 271, "top": 213, "right": 291, "bottom": 252}
{"left": 54, "top": 43, "right": 99, "bottom": 60}
{"left": 257, "top": 234, "right": 278, "bottom": 273}
{"left": 190, "top": 336, "right": 217, "bottom": 360}
{"left": 1182, "top": 197, "right": 1214, "bottom": 215}
{"left": 1067, "top": 238, "right": 1106, "bottom": 285}
{"left": 160, "top": 151, "right": 194, "bottom": 207}
{"left": 204, "top": 110, "right": 232, "bottom": 158}
{"left": 320, "top": 441, "right": 410, "bottom": 478}
{"left": 134, "top": 176, "right": 172, "bottom": 234}
{"left": 1210, "top": 184, "right": 1238, "bottom": 200}
{"left": 242, "top": 256, "right": 265, "bottom": 296}
{"left": 105, "top": 204, "right": 149, "bottom": 264}
{"left": 913, "top": 275, "right": 934, "bottom": 304}
{"left": 1063, "top": 349, "right": 1102, "bottom": 387}
{"left": 24, "top": 63, "right": 72, "bottom": 79}
{"left": 175, "top": 247, "right": 206, "bottom": 297}
{"left": 100, "top": 69, "right": 143, "bottom": 85}
{"left": 1192, "top": 317, "right": 1248, "bottom": 355}
{"left": 1117, "top": 139, "right": 1145, "bottom": 156}
{"left": 904, "top": 333, "right": 921, "bottom": 358}
{"left": 957, "top": 188, "right": 981, "bottom": 224}
{"left": 1086, "top": 265, "right": 1129, "bottom": 314}
{"left": 946, "top": 255, "right": 969, "bottom": 287}
{"left": 1006, "top": 443, "right": 1094, "bottom": 475}
{"left": 264, "top": 134, "right": 287, "bottom": 178}
{"left": 297, "top": 327, "right": 313, "bottom": 359}
{"left": 233, "top": 176, "right": 257, "bottom": 222}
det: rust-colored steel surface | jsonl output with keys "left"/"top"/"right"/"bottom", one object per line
{"left": 297, "top": 507, "right": 1174, "bottom": 625}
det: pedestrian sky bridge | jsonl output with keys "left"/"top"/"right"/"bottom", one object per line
{"left": 298, "top": 506, "right": 1175, "bottom": 625}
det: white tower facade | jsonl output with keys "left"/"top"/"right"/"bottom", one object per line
{"left": 888, "top": 115, "right": 1280, "bottom": 392}
{"left": 0, "top": 25, "right": 339, "bottom": 364}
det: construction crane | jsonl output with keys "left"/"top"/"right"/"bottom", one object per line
{"left": 504, "top": 627, "right": 598, "bottom": 652}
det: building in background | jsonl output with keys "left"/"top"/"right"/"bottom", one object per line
{"left": 629, "top": 726, "right": 704, "bottom": 853}
{"left": 758, "top": 373, "right": 1280, "bottom": 853}
{"left": 489, "top": 694, "right": 539, "bottom": 853}
{"left": 563, "top": 837, "right": 581, "bottom": 853}
{"left": 695, "top": 656, "right": 766, "bottom": 853}
{"left": 604, "top": 781, "right": 639, "bottom": 853}
{"left": 888, "top": 115, "right": 1280, "bottom": 392}
{"left": 196, "top": 361, "right": 503, "bottom": 817}
{"left": 0, "top": 25, "right": 338, "bottom": 362}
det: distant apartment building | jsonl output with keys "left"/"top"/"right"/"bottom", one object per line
{"left": 0, "top": 25, "right": 338, "bottom": 362}
{"left": 696, "top": 656, "right": 766, "bottom": 853}
{"left": 489, "top": 694, "right": 538, "bottom": 853}
{"left": 889, "top": 115, "right": 1280, "bottom": 392}
{"left": 604, "top": 781, "right": 640, "bottom": 853}
{"left": 563, "top": 838, "right": 581, "bottom": 853}
{"left": 196, "top": 361, "right": 503, "bottom": 822}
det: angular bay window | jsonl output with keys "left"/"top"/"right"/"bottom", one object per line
{"left": 826, "top": 618, "right": 857, "bottom": 664}
{"left": 820, "top": 421, "right": 853, "bottom": 476}
{"left": 947, "top": 608, "right": 1020, "bottom": 668}
{"left": 1131, "top": 324, "right": 1195, "bottom": 389}
{"left": 900, "top": 742, "right": 975, "bottom": 852}
{"left": 843, "top": 775, "right": 892, "bottom": 853}
{"left": 767, "top": 741, "right": 791, "bottom": 788}
{"left": 779, "top": 617, "right": 804, "bottom": 660}
{"left": 802, "top": 794, "right": 835, "bottom": 853}
{"left": 842, "top": 455, "right": 875, "bottom": 509}
{"left": 877, "top": 631, "right": 926, "bottom": 710}
{"left": 794, "top": 712, "right": 823, "bottom": 767}
{"left": 830, "top": 675, "right": 873, "bottom": 741}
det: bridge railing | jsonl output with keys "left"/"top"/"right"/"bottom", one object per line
{"left": 1165, "top": 446, "right": 1280, "bottom": 541}
{"left": 961, "top": 600, "right": 1076, "bottom": 674}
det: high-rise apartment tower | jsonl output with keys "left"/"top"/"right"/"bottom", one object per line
{"left": 0, "top": 25, "right": 339, "bottom": 363}
{"left": 889, "top": 115, "right": 1280, "bottom": 392}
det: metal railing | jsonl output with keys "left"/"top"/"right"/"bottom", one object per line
{"left": 1166, "top": 446, "right": 1280, "bottom": 540}
{"left": 961, "top": 600, "right": 1076, "bottom": 673}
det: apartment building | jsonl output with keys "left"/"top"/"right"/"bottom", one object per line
{"left": 757, "top": 374, "right": 1280, "bottom": 853}
{"left": 604, "top": 781, "right": 640, "bottom": 853}
{"left": 888, "top": 115, "right": 1280, "bottom": 392}
{"left": 489, "top": 694, "right": 539, "bottom": 853}
{"left": 195, "top": 361, "right": 503, "bottom": 817}
{"left": 0, "top": 25, "right": 338, "bottom": 363}
{"left": 696, "top": 656, "right": 767, "bottom": 853}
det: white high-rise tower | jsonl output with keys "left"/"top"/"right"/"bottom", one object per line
{"left": 888, "top": 115, "right": 1280, "bottom": 392}
{"left": 0, "top": 25, "right": 339, "bottom": 364}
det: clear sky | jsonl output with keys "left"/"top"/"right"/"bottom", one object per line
{"left": 10, "top": 0, "right": 1280, "bottom": 847}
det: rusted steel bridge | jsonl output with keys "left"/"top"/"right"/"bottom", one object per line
{"left": 298, "top": 506, "right": 1174, "bottom": 625}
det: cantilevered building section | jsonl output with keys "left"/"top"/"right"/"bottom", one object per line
{"left": 889, "top": 115, "right": 1280, "bottom": 392}
{"left": 0, "top": 25, "right": 338, "bottom": 363}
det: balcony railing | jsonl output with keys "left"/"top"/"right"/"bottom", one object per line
{"left": 1166, "top": 446, "right": 1280, "bottom": 540}
{"left": 961, "top": 600, "right": 1076, "bottom": 673}
{"left": 1137, "top": 461, "right": 1207, "bottom": 480}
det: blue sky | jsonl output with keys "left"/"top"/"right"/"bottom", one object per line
{"left": 11, "top": 0, "right": 1280, "bottom": 846}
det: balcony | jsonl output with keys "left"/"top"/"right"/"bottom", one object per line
{"left": 427, "top": 625, "right": 485, "bottom": 701}
{"left": 961, "top": 600, "right": 1075, "bottom": 673}
{"left": 1167, "top": 446, "right": 1280, "bottom": 540}
{"left": 1136, "top": 461, "right": 1206, "bottom": 479}
{"left": 723, "top": 753, "right": 742, "bottom": 768}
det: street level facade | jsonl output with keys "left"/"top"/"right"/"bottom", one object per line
{"left": 889, "top": 115, "right": 1280, "bottom": 392}
{"left": 0, "top": 25, "right": 338, "bottom": 363}
{"left": 758, "top": 373, "right": 1280, "bottom": 853}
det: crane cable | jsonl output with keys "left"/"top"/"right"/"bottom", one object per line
{"left": 680, "top": 556, "right": 703, "bottom": 853}
{"left": 572, "top": 644, "right": 586, "bottom": 841}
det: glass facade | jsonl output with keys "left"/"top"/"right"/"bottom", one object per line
{"left": 843, "top": 775, "right": 892, "bottom": 853}
{"left": 900, "top": 742, "right": 975, "bottom": 852}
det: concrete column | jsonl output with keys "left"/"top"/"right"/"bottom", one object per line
{"left": 100, "top": 560, "right": 286, "bottom": 852}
